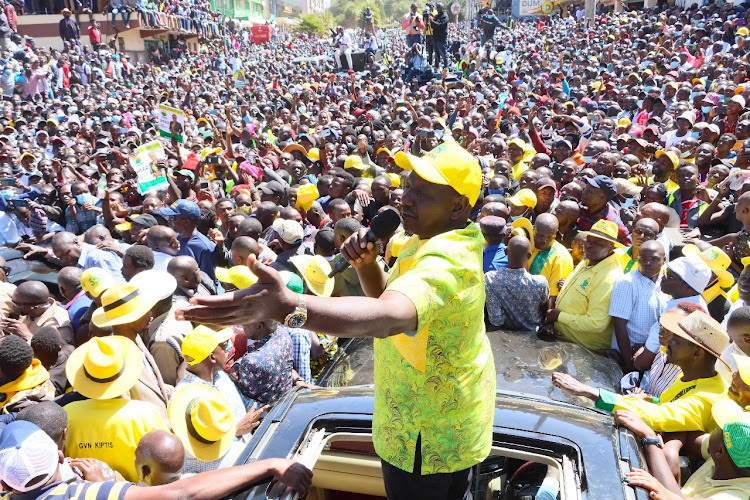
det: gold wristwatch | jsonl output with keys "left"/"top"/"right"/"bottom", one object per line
{"left": 284, "top": 295, "right": 308, "bottom": 328}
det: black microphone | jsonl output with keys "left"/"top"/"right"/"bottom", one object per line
{"left": 328, "top": 208, "right": 402, "bottom": 278}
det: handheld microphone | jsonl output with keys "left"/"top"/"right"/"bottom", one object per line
{"left": 328, "top": 208, "right": 402, "bottom": 278}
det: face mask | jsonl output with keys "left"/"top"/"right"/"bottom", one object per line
{"left": 75, "top": 193, "right": 92, "bottom": 205}
{"left": 690, "top": 92, "right": 697, "bottom": 100}
{"left": 636, "top": 100, "right": 643, "bottom": 108}
{"left": 681, "top": 150, "right": 693, "bottom": 159}
{"left": 583, "top": 155, "right": 594, "bottom": 164}
{"left": 670, "top": 61, "right": 679, "bottom": 69}
{"left": 620, "top": 197, "right": 635, "bottom": 210}
{"left": 701, "top": 106, "right": 712, "bottom": 114}
{"left": 488, "top": 188, "right": 505, "bottom": 195}
{"left": 510, "top": 214, "right": 524, "bottom": 222}
{"left": 691, "top": 131, "right": 701, "bottom": 139}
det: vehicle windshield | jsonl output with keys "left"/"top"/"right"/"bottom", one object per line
{"left": 317, "top": 329, "right": 623, "bottom": 408}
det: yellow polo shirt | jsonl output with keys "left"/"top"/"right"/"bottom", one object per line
{"left": 682, "top": 458, "right": 750, "bottom": 499}
{"left": 555, "top": 253, "right": 623, "bottom": 351}
{"left": 529, "top": 240, "right": 574, "bottom": 296}
{"left": 65, "top": 398, "right": 167, "bottom": 482}
{"left": 376, "top": 223, "right": 495, "bottom": 474}
{"left": 596, "top": 373, "right": 727, "bottom": 432}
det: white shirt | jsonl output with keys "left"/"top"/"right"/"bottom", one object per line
{"left": 644, "top": 295, "right": 708, "bottom": 354}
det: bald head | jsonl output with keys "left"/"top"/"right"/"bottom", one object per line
{"left": 482, "top": 201, "right": 510, "bottom": 219}
{"left": 231, "top": 236, "right": 261, "bottom": 266}
{"left": 534, "top": 213, "right": 559, "bottom": 232}
{"left": 146, "top": 226, "right": 180, "bottom": 256}
{"left": 83, "top": 225, "right": 113, "bottom": 245}
{"left": 553, "top": 200, "right": 580, "bottom": 229}
{"left": 639, "top": 202, "right": 670, "bottom": 230}
{"left": 507, "top": 235, "right": 532, "bottom": 268}
{"left": 14, "top": 281, "right": 50, "bottom": 303}
{"left": 57, "top": 267, "right": 83, "bottom": 301}
{"left": 135, "top": 430, "right": 184, "bottom": 487}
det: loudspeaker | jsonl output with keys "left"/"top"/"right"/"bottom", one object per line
{"left": 338, "top": 51, "right": 368, "bottom": 72}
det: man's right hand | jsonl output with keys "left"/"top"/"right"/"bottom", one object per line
{"left": 271, "top": 459, "right": 313, "bottom": 495}
{"left": 340, "top": 228, "right": 378, "bottom": 268}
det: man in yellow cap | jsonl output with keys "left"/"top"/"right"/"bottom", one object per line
{"left": 177, "top": 325, "right": 265, "bottom": 431}
{"left": 179, "top": 141, "right": 495, "bottom": 499}
{"left": 544, "top": 219, "right": 624, "bottom": 350}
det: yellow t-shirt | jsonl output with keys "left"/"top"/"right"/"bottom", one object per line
{"left": 555, "top": 253, "right": 623, "bottom": 351}
{"left": 511, "top": 160, "right": 530, "bottom": 181}
{"left": 375, "top": 223, "right": 495, "bottom": 474}
{"left": 682, "top": 458, "right": 750, "bottom": 499}
{"left": 597, "top": 373, "right": 727, "bottom": 433}
{"left": 64, "top": 398, "right": 167, "bottom": 482}
{"left": 529, "top": 240, "right": 574, "bottom": 296}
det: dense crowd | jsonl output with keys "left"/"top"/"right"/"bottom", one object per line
{"left": 0, "top": 1, "right": 748, "bottom": 499}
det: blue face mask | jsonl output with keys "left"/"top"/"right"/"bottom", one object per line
{"left": 670, "top": 61, "right": 679, "bottom": 69}
{"left": 702, "top": 106, "right": 712, "bottom": 115}
{"left": 510, "top": 214, "right": 524, "bottom": 222}
{"left": 583, "top": 155, "right": 594, "bottom": 164}
{"left": 488, "top": 188, "right": 505, "bottom": 195}
{"left": 637, "top": 100, "right": 643, "bottom": 108}
{"left": 690, "top": 92, "right": 697, "bottom": 100}
{"left": 691, "top": 131, "right": 701, "bottom": 139}
{"left": 75, "top": 193, "right": 92, "bottom": 205}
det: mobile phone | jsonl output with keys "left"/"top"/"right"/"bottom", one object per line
{"left": 200, "top": 180, "right": 209, "bottom": 189}
{"left": 0, "top": 177, "right": 14, "bottom": 187}
{"left": 206, "top": 156, "right": 221, "bottom": 164}
{"left": 417, "top": 129, "right": 429, "bottom": 137}
{"left": 107, "top": 152, "right": 116, "bottom": 161}
{"left": 13, "top": 199, "right": 28, "bottom": 208}
{"left": 717, "top": 104, "right": 727, "bottom": 115}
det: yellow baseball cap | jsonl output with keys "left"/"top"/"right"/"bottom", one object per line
{"left": 80, "top": 267, "right": 115, "bottom": 298}
{"left": 295, "top": 183, "right": 319, "bottom": 212}
{"left": 307, "top": 147, "right": 320, "bottom": 161}
{"left": 618, "top": 117, "right": 632, "bottom": 128}
{"left": 394, "top": 142, "right": 482, "bottom": 205}
{"left": 682, "top": 244, "right": 735, "bottom": 288}
{"left": 344, "top": 155, "right": 367, "bottom": 171}
{"left": 738, "top": 27, "right": 749, "bottom": 37}
{"left": 181, "top": 325, "right": 233, "bottom": 365}
{"left": 386, "top": 173, "right": 401, "bottom": 188}
{"left": 508, "top": 188, "right": 537, "bottom": 208}
{"left": 215, "top": 265, "right": 258, "bottom": 289}
{"left": 655, "top": 150, "right": 680, "bottom": 169}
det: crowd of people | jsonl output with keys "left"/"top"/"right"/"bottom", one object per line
{"left": 0, "top": 0, "right": 748, "bottom": 498}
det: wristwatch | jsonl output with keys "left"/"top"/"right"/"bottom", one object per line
{"left": 284, "top": 295, "right": 308, "bottom": 328}
{"left": 640, "top": 436, "right": 663, "bottom": 449}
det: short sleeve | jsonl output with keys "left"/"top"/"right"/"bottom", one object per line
{"left": 608, "top": 277, "right": 634, "bottom": 320}
{"left": 387, "top": 254, "right": 466, "bottom": 332}
{"left": 644, "top": 321, "right": 661, "bottom": 354}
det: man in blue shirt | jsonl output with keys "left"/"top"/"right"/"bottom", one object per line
{"left": 480, "top": 216, "right": 508, "bottom": 272}
{"left": 156, "top": 200, "right": 217, "bottom": 282}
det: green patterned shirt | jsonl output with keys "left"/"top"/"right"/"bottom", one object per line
{"left": 374, "top": 222, "right": 495, "bottom": 474}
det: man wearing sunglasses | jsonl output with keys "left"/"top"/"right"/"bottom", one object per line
{"left": 2, "top": 280, "right": 74, "bottom": 346}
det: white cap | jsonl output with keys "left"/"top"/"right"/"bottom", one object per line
{"left": 129, "top": 269, "right": 177, "bottom": 301}
{"left": 272, "top": 218, "right": 304, "bottom": 245}
{"left": 0, "top": 422, "right": 59, "bottom": 493}
{"left": 732, "top": 95, "right": 747, "bottom": 108}
{"left": 667, "top": 255, "right": 712, "bottom": 294}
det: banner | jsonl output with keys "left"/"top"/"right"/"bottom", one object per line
{"left": 233, "top": 70, "right": 247, "bottom": 89}
{"left": 518, "top": 0, "right": 554, "bottom": 16}
{"left": 130, "top": 141, "right": 169, "bottom": 195}
{"left": 158, "top": 104, "right": 185, "bottom": 143}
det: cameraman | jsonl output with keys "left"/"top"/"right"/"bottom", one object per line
{"left": 424, "top": 2, "right": 434, "bottom": 66}
{"left": 401, "top": 3, "right": 424, "bottom": 47}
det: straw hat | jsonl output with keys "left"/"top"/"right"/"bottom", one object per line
{"left": 168, "top": 384, "right": 236, "bottom": 462}
{"left": 660, "top": 310, "right": 729, "bottom": 359}
{"left": 92, "top": 283, "right": 159, "bottom": 328}
{"left": 682, "top": 244, "right": 734, "bottom": 288}
{"left": 129, "top": 269, "right": 177, "bottom": 302}
{"left": 80, "top": 267, "right": 115, "bottom": 298}
{"left": 581, "top": 220, "right": 626, "bottom": 249}
{"left": 290, "top": 254, "right": 334, "bottom": 297}
{"left": 66, "top": 336, "right": 143, "bottom": 399}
